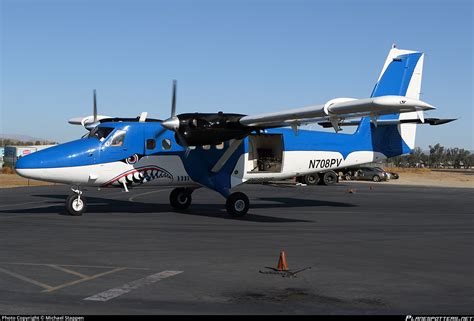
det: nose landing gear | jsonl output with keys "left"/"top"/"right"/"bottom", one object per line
{"left": 66, "top": 188, "right": 87, "bottom": 216}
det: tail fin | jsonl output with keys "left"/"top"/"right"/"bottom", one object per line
{"left": 358, "top": 45, "right": 425, "bottom": 155}
{"left": 371, "top": 45, "right": 424, "bottom": 99}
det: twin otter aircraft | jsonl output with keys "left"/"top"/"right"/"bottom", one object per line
{"left": 16, "top": 46, "right": 452, "bottom": 217}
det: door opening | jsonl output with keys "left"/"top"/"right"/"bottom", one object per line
{"left": 248, "top": 134, "right": 284, "bottom": 173}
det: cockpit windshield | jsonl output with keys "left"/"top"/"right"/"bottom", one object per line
{"left": 88, "top": 127, "right": 114, "bottom": 141}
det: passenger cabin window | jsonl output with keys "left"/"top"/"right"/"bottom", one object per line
{"left": 162, "top": 139, "right": 172, "bottom": 150}
{"left": 146, "top": 139, "right": 156, "bottom": 150}
{"left": 88, "top": 127, "right": 114, "bottom": 141}
{"left": 215, "top": 142, "right": 224, "bottom": 150}
{"left": 109, "top": 130, "right": 126, "bottom": 147}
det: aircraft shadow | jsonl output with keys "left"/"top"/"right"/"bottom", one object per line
{"left": 0, "top": 194, "right": 357, "bottom": 223}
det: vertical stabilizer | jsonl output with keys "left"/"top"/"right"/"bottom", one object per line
{"left": 360, "top": 45, "right": 425, "bottom": 152}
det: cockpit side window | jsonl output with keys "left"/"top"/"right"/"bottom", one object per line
{"left": 109, "top": 130, "right": 126, "bottom": 147}
{"left": 88, "top": 127, "right": 114, "bottom": 141}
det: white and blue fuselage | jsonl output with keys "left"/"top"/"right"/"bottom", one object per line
{"left": 15, "top": 46, "right": 425, "bottom": 202}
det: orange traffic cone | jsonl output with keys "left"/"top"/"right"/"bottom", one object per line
{"left": 277, "top": 251, "right": 289, "bottom": 271}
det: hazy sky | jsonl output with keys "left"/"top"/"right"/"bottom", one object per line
{"left": 1, "top": 0, "right": 473, "bottom": 149}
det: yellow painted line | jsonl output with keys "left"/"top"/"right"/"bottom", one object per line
{"left": 47, "top": 264, "right": 89, "bottom": 279}
{"left": 43, "top": 267, "right": 128, "bottom": 293}
{"left": 0, "top": 267, "right": 53, "bottom": 291}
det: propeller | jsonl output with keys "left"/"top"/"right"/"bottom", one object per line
{"left": 156, "top": 80, "right": 191, "bottom": 155}
{"left": 84, "top": 89, "right": 99, "bottom": 130}
{"left": 161, "top": 80, "right": 180, "bottom": 131}
{"left": 171, "top": 79, "right": 177, "bottom": 117}
{"left": 93, "top": 89, "right": 97, "bottom": 123}
{"left": 68, "top": 90, "right": 111, "bottom": 131}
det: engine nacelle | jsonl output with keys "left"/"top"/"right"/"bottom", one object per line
{"left": 175, "top": 112, "right": 250, "bottom": 146}
{"left": 323, "top": 98, "right": 358, "bottom": 115}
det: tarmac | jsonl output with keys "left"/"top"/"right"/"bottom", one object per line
{"left": 0, "top": 182, "right": 472, "bottom": 314}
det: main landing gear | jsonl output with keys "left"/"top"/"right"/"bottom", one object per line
{"left": 66, "top": 188, "right": 87, "bottom": 216}
{"left": 169, "top": 188, "right": 193, "bottom": 210}
{"left": 226, "top": 192, "right": 249, "bottom": 217}
{"left": 169, "top": 188, "right": 250, "bottom": 217}
{"left": 64, "top": 187, "right": 251, "bottom": 218}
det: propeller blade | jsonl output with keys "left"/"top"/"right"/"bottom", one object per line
{"left": 175, "top": 131, "right": 191, "bottom": 157}
{"left": 175, "top": 131, "right": 188, "bottom": 148}
{"left": 93, "top": 89, "right": 97, "bottom": 123}
{"left": 171, "top": 80, "right": 177, "bottom": 117}
{"left": 154, "top": 127, "right": 168, "bottom": 139}
{"left": 160, "top": 80, "right": 180, "bottom": 131}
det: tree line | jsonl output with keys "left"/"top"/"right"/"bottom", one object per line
{"left": 389, "top": 144, "right": 473, "bottom": 168}
{"left": 0, "top": 139, "right": 57, "bottom": 147}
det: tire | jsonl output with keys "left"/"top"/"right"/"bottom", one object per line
{"left": 303, "top": 174, "right": 319, "bottom": 185}
{"left": 170, "top": 188, "right": 192, "bottom": 210}
{"left": 66, "top": 194, "right": 86, "bottom": 216}
{"left": 226, "top": 192, "right": 249, "bottom": 217}
{"left": 320, "top": 171, "right": 338, "bottom": 186}
{"left": 372, "top": 175, "right": 381, "bottom": 182}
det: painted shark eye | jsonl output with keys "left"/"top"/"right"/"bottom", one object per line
{"left": 126, "top": 154, "right": 138, "bottom": 165}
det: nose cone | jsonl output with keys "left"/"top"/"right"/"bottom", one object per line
{"left": 15, "top": 154, "right": 35, "bottom": 177}
{"left": 15, "top": 152, "right": 47, "bottom": 180}
{"left": 15, "top": 151, "right": 42, "bottom": 170}
{"left": 15, "top": 139, "right": 101, "bottom": 180}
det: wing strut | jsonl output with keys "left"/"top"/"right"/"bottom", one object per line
{"left": 210, "top": 139, "right": 243, "bottom": 173}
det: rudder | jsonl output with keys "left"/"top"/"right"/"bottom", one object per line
{"left": 357, "top": 45, "right": 425, "bottom": 155}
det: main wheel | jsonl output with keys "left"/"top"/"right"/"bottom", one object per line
{"left": 303, "top": 174, "right": 319, "bottom": 185}
{"left": 66, "top": 194, "right": 86, "bottom": 216}
{"left": 320, "top": 171, "right": 338, "bottom": 185}
{"left": 226, "top": 192, "right": 249, "bottom": 217}
{"left": 372, "top": 175, "right": 381, "bottom": 182}
{"left": 170, "top": 188, "right": 192, "bottom": 210}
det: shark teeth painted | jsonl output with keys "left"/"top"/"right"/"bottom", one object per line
{"left": 103, "top": 166, "right": 173, "bottom": 187}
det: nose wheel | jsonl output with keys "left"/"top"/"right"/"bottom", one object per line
{"left": 169, "top": 188, "right": 193, "bottom": 210}
{"left": 66, "top": 189, "right": 87, "bottom": 216}
{"left": 226, "top": 192, "right": 249, "bottom": 217}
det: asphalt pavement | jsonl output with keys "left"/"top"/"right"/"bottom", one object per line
{"left": 0, "top": 182, "right": 472, "bottom": 314}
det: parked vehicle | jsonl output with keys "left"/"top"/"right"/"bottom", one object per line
{"left": 373, "top": 167, "right": 399, "bottom": 179}
{"left": 340, "top": 166, "right": 388, "bottom": 182}
{"left": 387, "top": 171, "right": 399, "bottom": 179}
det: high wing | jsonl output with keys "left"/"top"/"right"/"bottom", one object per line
{"left": 317, "top": 117, "right": 456, "bottom": 128}
{"left": 67, "top": 85, "right": 438, "bottom": 147}
{"left": 239, "top": 95, "right": 435, "bottom": 132}
{"left": 67, "top": 46, "right": 454, "bottom": 147}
